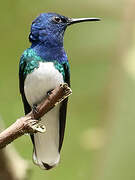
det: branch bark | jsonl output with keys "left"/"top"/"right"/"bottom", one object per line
{"left": 0, "top": 83, "right": 72, "bottom": 149}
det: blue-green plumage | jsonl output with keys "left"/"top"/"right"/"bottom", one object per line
{"left": 20, "top": 48, "right": 70, "bottom": 81}
{"left": 19, "top": 12, "right": 100, "bottom": 170}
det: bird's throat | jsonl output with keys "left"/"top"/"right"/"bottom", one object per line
{"left": 31, "top": 42, "right": 67, "bottom": 63}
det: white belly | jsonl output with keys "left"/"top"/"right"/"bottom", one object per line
{"left": 24, "top": 61, "right": 64, "bottom": 105}
{"left": 24, "top": 61, "right": 64, "bottom": 169}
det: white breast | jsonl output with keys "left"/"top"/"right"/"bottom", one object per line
{"left": 24, "top": 61, "right": 64, "bottom": 106}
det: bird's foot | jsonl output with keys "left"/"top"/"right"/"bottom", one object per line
{"left": 32, "top": 104, "right": 38, "bottom": 114}
{"left": 32, "top": 104, "right": 42, "bottom": 121}
{"left": 47, "top": 89, "right": 53, "bottom": 96}
{"left": 29, "top": 105, "right": 45, "bottom": 133}
{"left": 32, "top": 104, "right": 39, "bottom": 118}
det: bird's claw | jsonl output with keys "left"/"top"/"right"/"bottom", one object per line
{"left": 32, "top": 104, "right": 41, "bottom": 121}
{"left": 32, "top": 104, "right": 38, "bottom": 114}
{"left": 47, "top": 89, "right": 53, "bottom": 96}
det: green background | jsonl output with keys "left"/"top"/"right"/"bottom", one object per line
{"left": 0, "top": 0, "right": 125, "bottom": 179}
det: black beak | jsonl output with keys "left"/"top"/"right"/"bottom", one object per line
{"left": 67, "top": 17, "right": 101, "bottom": 26}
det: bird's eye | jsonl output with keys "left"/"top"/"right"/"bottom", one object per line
{"left": 53, "top": 17, "right": 62, "bottom": 23}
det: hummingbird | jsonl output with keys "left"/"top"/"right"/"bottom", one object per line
{"left": 19, "top": 13, "right": 100, "bottom": 170}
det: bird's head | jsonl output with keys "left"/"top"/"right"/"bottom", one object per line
{"left": 29, "top": 13, "right": 100, "bottom": 47}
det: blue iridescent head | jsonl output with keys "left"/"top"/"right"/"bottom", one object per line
{"left": 29, "top": 13, "right": 100, "bottom": 47}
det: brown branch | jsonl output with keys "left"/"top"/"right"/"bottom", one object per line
{"left": 0, "top": 83, "right": 72, "bottom": 149}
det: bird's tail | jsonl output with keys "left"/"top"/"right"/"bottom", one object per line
{"left": 32, "top": 107, "right": 60, "bottom": 170}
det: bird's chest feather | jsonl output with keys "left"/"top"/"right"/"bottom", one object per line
{"left": 24, "top": 62, "right": 64, "bottom": 106}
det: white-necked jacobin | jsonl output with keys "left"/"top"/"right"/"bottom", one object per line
{"left": 19, "top": 13, "right": 100, "bottom": 170}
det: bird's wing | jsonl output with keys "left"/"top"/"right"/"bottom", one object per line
{"left": 19, "top": 57, "right": 36, "bottom": 145}
{"left": 19, "top": 60, "right": 31, "bottom": 114}
{"left": 59, "top": 62, "right": 70, "bottom": 152}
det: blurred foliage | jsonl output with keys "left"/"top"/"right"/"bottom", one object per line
{"left": 0, "top": 0, "right": 126, "bottom": 180}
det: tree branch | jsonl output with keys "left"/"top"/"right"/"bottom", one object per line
{"left": 0, "top": 83, "right": 72, "bottom": 149}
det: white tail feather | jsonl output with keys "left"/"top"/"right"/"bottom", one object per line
{"left": 32, "top": 106, "right": 60, "bottom": 169}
